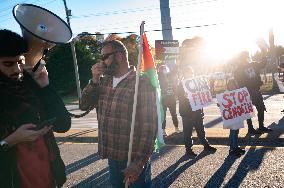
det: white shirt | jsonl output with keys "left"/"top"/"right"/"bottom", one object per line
{"left": 113, "top": 71, "right": 131, "bottom": 88}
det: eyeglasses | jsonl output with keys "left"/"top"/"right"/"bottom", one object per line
{"left": 101, "top": 51, "right": 121, "bottom": 61}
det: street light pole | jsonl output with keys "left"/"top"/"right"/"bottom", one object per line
{"left": 62, "top": 0, "right": 82, "bottom": 101}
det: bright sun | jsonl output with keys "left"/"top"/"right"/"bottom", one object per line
{"left": 202, "top": 0, "right": 283, "bottom": 63}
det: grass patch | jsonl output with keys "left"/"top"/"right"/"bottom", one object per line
{"left": 62, "top": 94, "right": 79, "bottom": 104}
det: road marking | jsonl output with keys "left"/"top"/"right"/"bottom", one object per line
{"left": 59, "top": 142, "right": 98, "bottom": 145}
{"left": 59, "top": 142, "right": 282, "bottom": 149}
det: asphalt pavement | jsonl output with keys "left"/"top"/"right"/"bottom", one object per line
{"left": 58, "top": 93, "right": 284, "bottom": 187}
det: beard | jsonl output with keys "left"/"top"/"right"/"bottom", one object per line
{"left": 0, "top": 70, "right": 23, "bottom": 83}
{"left": 104, "top": 57, "right": 119, "bottom": 76}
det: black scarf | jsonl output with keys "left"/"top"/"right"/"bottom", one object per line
{"left": 0, "top": 71, "right": 42, "bottom": 138}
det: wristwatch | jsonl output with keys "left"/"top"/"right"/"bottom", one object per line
{"left": 0, "top": 140, "right": 9, "bottom": 152}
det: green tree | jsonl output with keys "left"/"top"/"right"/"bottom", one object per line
{"left": 46, "top": 41, "right": 97, "bottom": 95}
{"left": 105, "top": 33, "right": 139, "bottom": 66}
{"left": 121, "top": 34, "right": 139, "bottom": 67}
{"left": 46, "top": 33, "right": 140, "bottom": 95}
{"left": 78, "top": 34, "right": 102, "bottom": 54}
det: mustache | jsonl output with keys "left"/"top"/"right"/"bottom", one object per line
{"left": 11, "top": 73, "right": 23, "bottom": 81}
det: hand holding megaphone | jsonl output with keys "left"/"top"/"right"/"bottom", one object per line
{"left": 24, "top": 62, "right": 49, "bottom": 88}
{"left": 13, "top": 4, "right": 72, "bottom": 71}
{"left": 25, "top": 64, "right": 49, "bottom": 88}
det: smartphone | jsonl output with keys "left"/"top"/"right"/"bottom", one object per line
{"left": 35, "top": 117, "right": 56, "bottom": 130}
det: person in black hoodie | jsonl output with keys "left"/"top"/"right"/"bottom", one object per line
{"left": 177, "top": 65, "right": 216, "bottom": 158}
{"left": 158, "top": 64, "right": 179, "bottom": 135}
{"left": 233, "top": 51, "right": 272, "bottom": 134}
{"left": 0, "top": 29, "right": 71, "bottom": 187}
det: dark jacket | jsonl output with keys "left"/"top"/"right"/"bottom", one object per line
{"left": 158, "top": 71, "right": 178, "bottom": 98}
{"left": 0, "top": 72, "right": 71, "bottom": 187}
{"left": 233, "top": 62, "right": 265, "bottom": 95}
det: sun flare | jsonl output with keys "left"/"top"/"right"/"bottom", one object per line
{"left": 201, "top": 0, "right": 283, "bottom": 63}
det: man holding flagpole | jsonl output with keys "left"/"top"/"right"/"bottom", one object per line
{"left": 80, "top": 39, "right": 157, "bottom": 187}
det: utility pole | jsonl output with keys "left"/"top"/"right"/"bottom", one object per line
{"left": 63, "top": 0, "right": 82, "bottom": 101}
{"left": 160, "top": 0, "right": 176, "bottom": 70}
{"left": 160, "top": 0, "right": 173, "bottom": 40}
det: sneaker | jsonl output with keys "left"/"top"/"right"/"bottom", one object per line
{"left": 203, "top": 145, "right": 217, "bottom": 153}
{"left": 175, "top": 127, "right": 181, "bottom": 133}
{"left": 163, "top": 129, "right": 167, "bottom": 136}
{"left": 229, "top": 149, "right": 242, "bottom": 157}
{"left": 258, "top": 127, "right": 273, "bottom": 132}
{"left": 185, "top": 149, "right": 197, "bottom": 158}
{"left": 248, "top": 128, "right": 262, "bottom": 135}
{"left": 236, "top": 147, "right": 246, "bottom": 155}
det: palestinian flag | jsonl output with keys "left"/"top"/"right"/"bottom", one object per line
{"left": 141, "top": 32, "right": 165, "bottom": 151}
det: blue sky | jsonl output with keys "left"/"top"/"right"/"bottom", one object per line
{"left": 0, "top": 0, "right": 163, "bottom": 44}
{"left": 1, "top": 0, "right": 284, "bottom": 60}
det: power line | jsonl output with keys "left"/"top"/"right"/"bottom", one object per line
{"left": 0, "top": 0, "right": 42, "bottom": 13}
{"left": 78, "top": 16, "right": 218, "bottom": 33}
{"left": 0, "top": 0, "right": 57, "bottom": 18}
{"left": 72, "top": 7, "right": 221, "bottom": 32}
{"left": 0, "top": 17, "right": 12, "bottom": 24}
{"left": 0, "top": 0, "right": 58, "bottom": 24}
{"left": 75, "top": 22, "right": 222, "bottom": 36}
{"left": 41, "top": 0, "right": 58, "bottom": 6}
{"left": 72, "top": 1, "right": 221, "bottom": 31}
{"left": 72, "top": 0, "right": 218, "bottom": 19}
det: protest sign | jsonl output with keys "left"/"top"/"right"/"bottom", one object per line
{"left": 216, "top": 87, "right": 255, "bottom": 127}
{"left": 182, "top": 76, "right": 213, "bottom": 111}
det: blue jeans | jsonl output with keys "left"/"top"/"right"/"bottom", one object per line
{"left": 229, "top": 130, "right": 239, "bottom": 150}
{"left": 108, "top": 159, "right": 151, "bottom": 188}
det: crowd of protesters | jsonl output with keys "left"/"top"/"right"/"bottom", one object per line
{"left": 156, "top": 37, "right": 273, "bottom": 160}
{"left": 0, "top": 28, "right": 276, "bottom": 188}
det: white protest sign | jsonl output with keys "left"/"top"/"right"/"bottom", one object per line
{"left": 182, "top": 76, "right": 213, "bottom": 111}
{"left": 216, "top": 87, "right": 255, "bottom": 127}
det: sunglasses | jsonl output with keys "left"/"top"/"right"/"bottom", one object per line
{"left": 101, "top": 51, "right": 121, "bottom": 61}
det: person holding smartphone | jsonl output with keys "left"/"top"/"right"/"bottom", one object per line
{"left": 0, "top": 29, "right": 71, "bottom": 188}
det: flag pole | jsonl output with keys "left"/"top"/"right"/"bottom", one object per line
{"left": 125, "top": 21, "right": 145, "bottom": 188}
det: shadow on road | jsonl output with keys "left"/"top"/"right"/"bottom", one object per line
{"left": 72, "top": 167, "right": 109, "bottom": 188}
{"left": 66, "top": 153, "right": 101, "bottom": 175}
{"left": 223, "top": 147, "right": 272, "bottom": 188}
{"left": 152, "top": 151, "right": 212, "bottom": 188}
{"left": 204, "top": 146, "right": 272, "bottom": 188}
{"left": 204, "top": 117, "right": 223, "bottom": 128}
{"left": 204, "top": 117, "right": 282, "bottom": 188}
{"left": 204, "top": 154, "right": 240, "bottom": 188}
{"left": 69, "top": 145, "right": 176, "bottom": 187}
{"left": 164, "top": 114, "right": 284, "bottom": 147}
